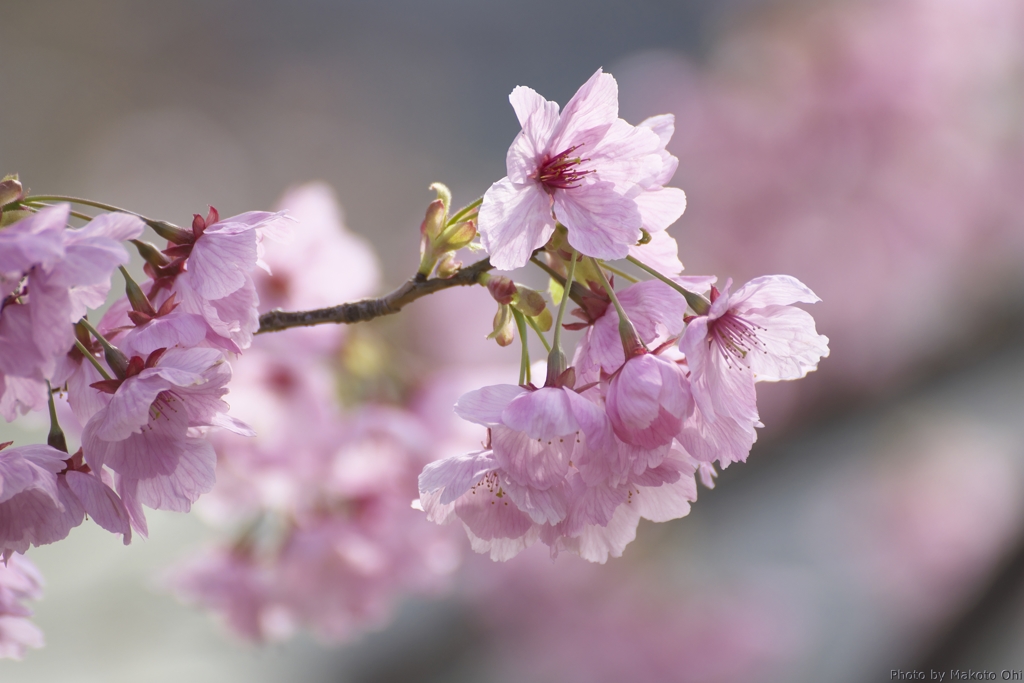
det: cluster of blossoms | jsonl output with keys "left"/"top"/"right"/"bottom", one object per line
{"left": 0, "top": 196, "right": 289, "bottom": 550}
{"left": 616, "top": 0, "right": 1024, "bottom": 398}
{"left": 0, "top": 179, "right": 290, "bottom": 652}
{"left": 0, "top": 67, "right": 825, "bottom": 656}
{"left": 167, "top": 185, "right": 461, "bottom": 642}
{"left": 417, "top": 69, "right": 828, "bottom": 562}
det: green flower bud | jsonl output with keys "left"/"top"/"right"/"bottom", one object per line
{"left": 488, "top": 304, "right": 515, "bottom": 347}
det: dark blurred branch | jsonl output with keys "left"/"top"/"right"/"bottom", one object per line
{"left": 257, "top": 257, "right": 493, "bottom": 333}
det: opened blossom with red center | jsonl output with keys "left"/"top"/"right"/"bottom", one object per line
{"left": 478, "top": 69, "right": 685, "bottom": 270}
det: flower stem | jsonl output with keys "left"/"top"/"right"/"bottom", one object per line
{"left": 625, "top": 255, "right": 710, "bottom": 315}
{"left": 601, "top": 262, "right": 638, "bottom": 283}
{"left": 591, "top": 259, "right": 628, "bottom": 321}
{"left": 446, "top": 197, "right": 482, "bottom": 226}
{"left": 592, "top": 258, "right": 646, "bottom": 358}
{"left": 74, "top": 339, "right": 112, "bottom": 381}
{"left": 21, "top": 194, "right": 188, "bottom": 243}
{"left": 21, "top": 194, "right": 139, "bottom": 216}
{"left": 78, "top": 318, "right": 129, "bottom": 378}
{"left": 545, "top": 249, "right": 577, "bottom": 385}
{"left": 512, "top": 308, "right": 531, "bottom": 385}
{"left": 45, "top": 381, "right": 69, "bottom": 453}
{"left": 21, "top": 201, "right": 94, "bottom": 222}
{"left": 526, "top": 315, "right": 552, "bottom": 352}
{"left": 551, "top": 250, "right": 577, "bottom": 353}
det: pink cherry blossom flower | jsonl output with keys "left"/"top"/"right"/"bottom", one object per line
{"left": 0, "top": 443, "right": 131, "bottom": 558}
{"left": 453, "top": 383, "right": 612, "bottom": 525}
{"left": 81, "top": 347, "right": 251, "bottom": 535}
{"left": 573, "top": 280, "right": 690, "bottom": 384}
{"left": 159, "top": 207, "right": 292, "bottom": 352}
{"left": 418, "top": 449, "right": 540, "bottom": 561}
{"left": 420, "top": 441, "right": 701, "bottom": 563}
{"left": 479, "top": 69, "right": 680, "bottom": 269}
{"left": 0, "top": 207, "right": 142, "bottom": 408}
{"left": 0, "top": 443, "right": 74, "bottom": 558}
{"left": 548, "top": 440, "right": 698, "bottom": 556}
{"left": 605, "top": 352, "right": 693, "bottom": 451}
{"left": 0, "top": 553, "right": 45, "bottom": 660}
{"left": 679, "top": 275, "right": 829, "bottom": 426}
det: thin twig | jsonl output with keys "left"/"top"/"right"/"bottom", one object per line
{"left": 257, "top": 257, "right": 494, "bottom": 333}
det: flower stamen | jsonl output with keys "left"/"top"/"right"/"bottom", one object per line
{"left": 533, "top": 144, "right": 593, "bottom": 191}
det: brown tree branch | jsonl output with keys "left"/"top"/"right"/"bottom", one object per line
{"left": 256, "top": 257, "right": 494, "bottom": 334}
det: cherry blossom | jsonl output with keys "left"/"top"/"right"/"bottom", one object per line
{"left": 679, "top": 275, "right": 829, "bottom": 426}
{"left": 0, "top": 553, "right": 45, "bottom": 660}
{"left": 0, "top": 443, "right": 131, "bottom": 559}
{"left": 478, "top": 69, "right": 684, "bottom": 269}
{"left": 80, "top": 347, "right": 251, "bottom": 535}
{"left": 0, "top": 206, "right": 142, "bottom": 415}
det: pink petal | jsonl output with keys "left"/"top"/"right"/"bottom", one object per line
{"left": 123, "top": 437, "right": 216, "bottom": 513}
{"left": 453, "top": 384, "right": 527, "bottom": 425}
{"left": 210, "top": 412, "right": 256, "bottom": 437}
{"left": 90, "top": 375, "right": 171, "bottom": 442}
{"left": 569, "top": 503, "right": 641, "bottom": 564}
{"left": 419, "top": 450, "right": 499, "bottom": 505}
{"left": 84, "top": 393, "right": 188, "bottom": 476}
{"left": 743, "top": 307, "right": 830, "bottom": 382}
{"left": 627, "top": 229, "right": 683, "bottom": 275}
{"left": 606, "top": 354, "right": 690, "bottom": 450}
{"left": 491, "top": 424, "right": 573, "bottom": 490}
{"left": 0, "top": 375, "right": 47, "bottom": 423}
{"left": 502, "top": 477, "right": 571, "bottom": 525}
{"left": 120, "top": 312, "right": 208, "bottom": 356}
{"left": 478, "top": 178, "right": 554, "bottom": 271}
{"left": 554, "top": 182, "right": 641, "bottom": 260}
{"left": 0, "top": 305, "right": 47, "bottom": 379}
{"left": 464, "top": 525, "right": 539, "bottom": 562}
{"left": 188, "top": 230, "right": 259, "bottom": 300}
{"left": 635, "top": 186, "right": 687, "bottom": 233}
{"left": 64, "top": 470, "right": 131, "bottom": 542}
{"left": 501, "top": 387, "right": 578, "bottom": 438}
{"left": 507, "top": 87, "right": 560, "bottom": 182}
{"left": 549, "top": 69, "right": 619, "bottom": 153}
{"left": 730, "top": 274, "right": 821, "bottom": 310}
{"left": 454, "top": 480, "right": 534, "bottom": 541}
{"left": 75, "top": 212, "right": 145, "bottom": 242}
{"left": 0, "top": 204, "right": 67, "bottom": 274}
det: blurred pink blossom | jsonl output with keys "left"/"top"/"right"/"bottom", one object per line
{"left": 616, "top": 0, "right": 1024, "bottom": 411}
{"left": 0, "top": 553, "right": 44, "bottom": 660}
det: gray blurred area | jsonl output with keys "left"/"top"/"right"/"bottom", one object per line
{"left": 5, "top": 1, "right": 1024, "bottom": 682}
{"left": 0, "top": 0, "right": 754, "bottom": 276}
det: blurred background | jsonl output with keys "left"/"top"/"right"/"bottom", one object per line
{"left": 4, "top": 0, "right": 1024, "bottom": 681}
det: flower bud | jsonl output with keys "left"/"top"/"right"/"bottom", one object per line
{"left": 131, "top": 239, "right": 172, "bottom": 269}
{"left": 531, "top": 306, "right": 553, "bottom": 332}
{"left": 122, "top": 268, "right": 157, "bottom": 321}
{"left": 486, "top": 276, "right": 517, "bottom": 305}
{"left": 419, "top": 199, "right": 447, "bottom": 244}
{"left": 146, "top": 219, "right": 193, "bottom": 245}
{"left": 436, "top": 253, "right": 461, "bottom": 278}
{"left": 618, "top": 316, "right": 647, "bottom": 358}
{"left": 429, "top": 182, "right": 452, "bottom": 215}
{"left": 0, "top": 176, "right": 24, "bottom": 206}
{"left": 437, "top": 220, "right": 477, "bottom": 251}
{"left": 488, "top": 304, "right": 515, "bottom": 347}
{"left": 0, "top": 208, "right": 31, "bottom": 227}
{"left": 512, "top": 287, "right": 546, "bottom": 317}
